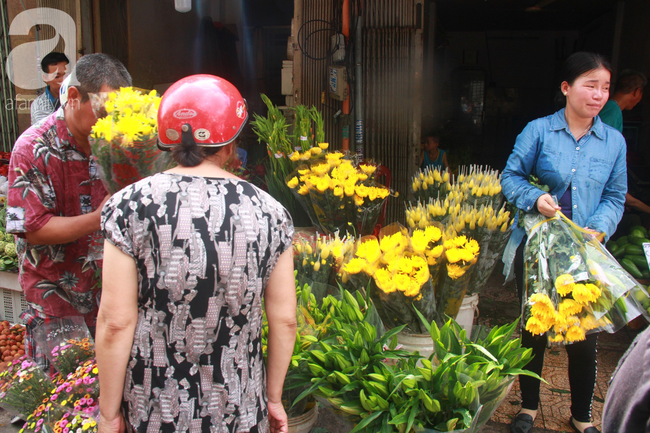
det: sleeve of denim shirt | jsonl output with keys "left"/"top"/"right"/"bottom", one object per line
{"left": 501, "top": 121, "right": 547, "bottom": 212}
{"left": 585, "top": 137, "right": 627, "bottom": 240}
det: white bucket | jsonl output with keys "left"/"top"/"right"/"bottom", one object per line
{"left": 456, "top": 293, "right": 479, "bottom": 336}
{"left": 397, "top": 331, "right": 434, "bottom": 361}
{"left": 288, "top": 403, "right": 319, "bottom": 433}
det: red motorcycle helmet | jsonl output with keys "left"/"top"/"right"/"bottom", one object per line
{"left": 157, "top": 74, "right": 248, "bottom": 149}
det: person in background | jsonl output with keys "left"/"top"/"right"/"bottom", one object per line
{"left": 96, "top": 75, "right": 297, "bottom": 433}
{"left": 420, "top": 132, "right": 449, "bottom": 171}
{"left": 602, "top": 325, "right": 650, "bottom": 433}
{"left": 502, "top": 52, "right": 627, "bottom": 433}
{"left": 598, "top": 69, "right": 646, "bottom": 133}
{"left": 30, "top": 52, "right": 69, "bottom": 124}
{"left": 598, "top": 70, "right": 650, "bottom": 221}
{"left": 7, "top": 54, "right": 132, "bottom": 369}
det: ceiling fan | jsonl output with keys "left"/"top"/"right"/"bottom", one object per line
{"left": 525, "top": 0, "right": 561, "bottom": 12}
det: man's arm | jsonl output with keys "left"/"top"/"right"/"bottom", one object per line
{"left": 625, "top": 193, "right": 650, "bottom": 214}
{"left": 24, "top": 197, "right": 108, "bottom": 245}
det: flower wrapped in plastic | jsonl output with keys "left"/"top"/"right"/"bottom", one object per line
{"left": 32, "top": 317, "right": 95, "bottom": 377}
{"left": 436, "top": 235, "right": 480, "bottom": 319}
{"left": 523, "top": 211, "right": 646, "bottom": 345}
{"left": 287, "top": 154, "right": 393, "bottom": 236}
{"left": 411, "top": 166, "right": 452, "bottom": 203}
{"left": 341, "top": 224, "right": 444, "bottom": 333}
{"left": 405, "top": 187, "right": 465, "bottom": 230}
{"left": 293, "top": 232, "right": 356, "bottom": 301}
{"left": 0, "top": 355, "right": 54, "bottom": 418}
{"left": 455, "top": 165, "right": 503, "bottom": 209}
{"left": 89, "top": 87, "right": 173, "bottom": 194}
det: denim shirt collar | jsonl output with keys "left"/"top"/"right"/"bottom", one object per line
{"left": 549, "top": 108, "right": 606, "bottom": 141}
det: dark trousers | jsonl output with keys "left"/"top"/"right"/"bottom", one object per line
{"left": 515, "top": 239, "right": 597, "bottom": 423}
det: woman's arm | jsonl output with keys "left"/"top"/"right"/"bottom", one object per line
{"left": 625, "top": 193, "right": 650, "bottom": 214}
{"left": 501, "top": 122, "right": 547, "bottom": 212}
{"left": 96, "top": 241, "right": 139, "bottom": 433}
{"left": 264, "top": 249, "right": 297, "bottom": 433}
{"left": 585, "top": 142, "right": 627, "bottom": 240}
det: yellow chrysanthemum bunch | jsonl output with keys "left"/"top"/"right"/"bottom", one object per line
{"left": 405, "top": 188, "right": 464, "bottom": 230}
{"left": 526, "top": 273, "right": 607, "bottom": 343}
{"left": 294, "top": 232, "right": 355, "bottom": 285}
{"left": 445, "top": 203, "right": 512, "bottom": 236}
{"left": 411, "top": 166, "right": 452, "bottom": 203}
{"left": 288, "top": 142, "right": 330, "bottom": 162}
{"left": 456, "top": 165, "right": 503, "bottom": 201}
{"left": 91, "top": 87, "right": 160, "bottom": 146}
{"left": 443, "top": 235, "right": 480, "bottom": 279}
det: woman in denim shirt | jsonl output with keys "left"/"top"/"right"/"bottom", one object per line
{"left": 502, "top": 52, "right": 627, "bottom": 433}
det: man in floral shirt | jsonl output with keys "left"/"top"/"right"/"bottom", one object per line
{"left": 7, "top": 54, "right": 131, "bottom": 368}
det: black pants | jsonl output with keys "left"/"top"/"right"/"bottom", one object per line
{"left": 515, "top": 238, "right": 597, "bottom": 423}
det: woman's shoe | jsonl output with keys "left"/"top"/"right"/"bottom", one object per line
{"left": 511, "top": 413, "right": 535, "bottom": 433}
{"left": 569, "top": 417, "right": 601, "bottom": 433}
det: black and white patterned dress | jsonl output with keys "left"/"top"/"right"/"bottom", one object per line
{"left": 101, "top": 173, "right": 294, "bottom": 433}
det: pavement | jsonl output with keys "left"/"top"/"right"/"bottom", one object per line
{"left": 0, "top": 264, "right": 641, "bottom": 432}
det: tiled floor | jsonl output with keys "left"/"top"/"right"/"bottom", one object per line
{"left": 480, "top": 266, "right": 641, "bottom": 432}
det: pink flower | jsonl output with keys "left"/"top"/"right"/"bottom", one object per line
{"left": 66, "top": 387, "right": 72, "bottom": 393}
{"left": 74, "top": 406, "right": 81, "bottom": 411}
{"left": 50, "top": 393, "right": 58, "bottom": 401}
{"left": 63, "top": 413, "right": 70, "bottom": 419}
{"left": 60, "top": 420, "right": 68, "bottom": 427}
{"left": 63, "top": 428, "right": 69, "bottom": 433}
{"left": 86, "top": 398, "right": 94, "bottom": 405}
{"left": 37, "top": 419, "right": 44, "bottom": 426}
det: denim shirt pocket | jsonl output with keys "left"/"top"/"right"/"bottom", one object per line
{"left": 588, "top": 157, "right": 612, "bottom": 185}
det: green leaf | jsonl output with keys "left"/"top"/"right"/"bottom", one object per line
{"left": 349, "top": 410, "right": 384, "bottom": 433}
{"left": 466, "top": 343, "right": 498, "bottom": 362}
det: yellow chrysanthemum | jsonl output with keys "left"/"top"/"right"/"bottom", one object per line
{"left": 446, "top": 263, "right": 466, "bottom": 279}
{"left": 326, "top": 152, "right": 343, "bottom": 161}
{"left": 310, "top": 147, "right": 323, "bottom": 156}
{"left": 445, "top": 248, "right": 462, "bottom": 264}
{"left": 287, "top": 177, "right": 300, "bottom": 188}
{"left": 579, "top": 315, "right": 600, "bottom": 331}
{"left": 356, "top": 239, "right": 381, "bottom": 264}
{"left": 430, "top": 245, "right": 444, "bottom": 259}
{"left": 458, "top": 248, "right": 476, "bottom": 262}
{"left": 374, "top": 268, "right": 396, "bottom": 293}
{"left": 549, "top": 334, "right": 565, "bottom": 343}
{"left": 529, "top": 293, "right": 554, "bottom": 308}
{"left": 572, "top": 284, "right": 595, "bottom": 304}
{"left": 311, "top": 163, "right": 330, "bottom": 176}
{"left": 565, "top": 325, "right": 586, "bottom": 343}
{"left": 289, "top": 152, "right": 302, "bottom": 162}
{"left": 530, "top": 302, "right": 556, "bottom": 322}
{"left": 558, "top": 299, "right": 583, "bottom": 317}
{"left": 318, "top": 142, "right": 329, "bottom": 149}
{"left": 354, "top": 195, "right": 364, "bottom": 206}
{"left": 585, "top": 283, "right": 601, "bottom": 301}
{"left": 360, "top": 164, "right": 377, "bottom": 175}
{"left": 465, "top": 239, "right": 480, "bottom": 255}
{"left": 298, "top": 185, "right": 309, "bottom": 195}
{"left": 555, "top": 274, "right": 575, "bottom": 296}
{"left": 525, "top": 316, "right": 551, "bottom": 336}
{"left": 425, "top": 225, "right": 442, "bottom": 242}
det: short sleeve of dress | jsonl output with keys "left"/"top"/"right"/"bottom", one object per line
{"left": 101, "top": 188, "right": 136, "bottom": 258}
{"left": 277, "top": 206, "right": 294, "bottom": 255}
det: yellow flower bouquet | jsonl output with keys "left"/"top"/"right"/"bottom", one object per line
{"left": 341, "top": 224, "right": 444, "bottom": 333}
{"left": 523, "top": 211, "right": 647, "bottom": 345}
{"left": 436, "top": 235, "right": 480, "bottom": 319}
{"left": 287, "top": 152, "right": 393, "bottom": 236}
{"left": 89, "top": 87, "right": 172, "bottom": 193}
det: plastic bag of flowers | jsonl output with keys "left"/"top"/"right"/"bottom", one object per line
{"left": 89, "top": 87, "right": 173, "bottom": 194}
{"left": 341, "top": 223, "right": 444, "bottom": 333}
{"left": 523, "top": 211, "right": 646, "bottom": 345}
{"left": 435, "top": 235, "right": 480, "bottom": 320}
{"left": 0, "top": 355, "right": 54, "bottom": 419}
{"left": 32, "top": 317, "right": 95, "bottom": 378}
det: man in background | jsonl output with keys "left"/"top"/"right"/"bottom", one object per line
{"left": 30, "top": 52, "right": 69, "bottom": 124}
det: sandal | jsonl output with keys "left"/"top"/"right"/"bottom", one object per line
{"left": 511, "top": 413, "right": 534, "bottom": 433}
{"left": 569, "top": 417, "right": 600, "bottom": 433}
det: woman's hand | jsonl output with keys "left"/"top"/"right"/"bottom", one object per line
{"left": 99, "top": 413, "right": 125, "bottom": 433}
{"left": 584, "top": 227, "right": 605, "bottom": 242}
{"left": 536, "top": 194, "right": 561, "bottom": 217}
{"left": 268, "top": 400, "right": 289, "bottom": 433}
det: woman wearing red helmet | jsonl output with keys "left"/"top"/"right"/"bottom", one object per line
{"left": 96, "top": 75, "right": 297, "bottom": 433}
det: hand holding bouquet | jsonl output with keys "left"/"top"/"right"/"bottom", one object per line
{"left": 89, "top": 87, "right": 173, "bottom": 194}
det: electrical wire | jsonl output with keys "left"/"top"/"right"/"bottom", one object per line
{"left": 297, "top": 19, "right": 339, "bottom": 61}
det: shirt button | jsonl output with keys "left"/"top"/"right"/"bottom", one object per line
{"left": 576, "top": 147, "right": 580, "bottom": 150}
{"left": 573, "top": 186, "right": 576, "bottom": 190}
{"left": 527, "top": 206, "right": 530, "bottom": 210}
{"left": 574, "top": 205, "right": 577, "bottom": 208}
{"left": 572, "top": 168, "right": 576, "bottom": 172}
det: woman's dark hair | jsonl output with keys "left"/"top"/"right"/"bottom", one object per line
{"left": 561, "top": 52, "right": 613, "bottom": 86}
{"left": 171, "top": 141, "right": 237, "bottom": 168}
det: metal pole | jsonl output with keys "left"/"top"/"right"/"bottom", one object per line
{"left": 354, "top": 14, "right": 363, "bottom": 158}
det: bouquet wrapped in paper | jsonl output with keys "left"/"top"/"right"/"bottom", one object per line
{"left": 436, "top": 235, "right": 480, "bottom": 319}
{"left": 341, "top": 224, "right": 445, "bottom": 333}
{"left": 287, "top": 153, "right": 394, "bottom": 236}
{"left": 89, "top": 87, "right": 173, "bottom": 194}
{"left": 523, "top": 211, "right": 646, "bottom": 344}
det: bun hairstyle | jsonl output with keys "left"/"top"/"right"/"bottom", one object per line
{"left": 561, "top": 52, "right": 612, "bottom": 86}
{"left": 170, "top": 124, "right": 224, "bottom": 167}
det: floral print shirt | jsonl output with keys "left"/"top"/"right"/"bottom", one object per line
{"left": 101, "top": 173, "right": 294, "bottom": 433}
{"left": 7, "top": 108, "right": 106, "bottom": 324}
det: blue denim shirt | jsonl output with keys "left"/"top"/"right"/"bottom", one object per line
{"left": 501, "top": 109, "right": 627, "bottom": 279}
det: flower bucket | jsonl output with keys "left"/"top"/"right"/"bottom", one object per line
{"left": 455, "top": 293, "right": 479, "bottom": 336}
{"left": 288, "top": 403, "right": 318, "bottom": 433}
{"left": 397, "top": 331, "right": 434, "bottom": 361}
